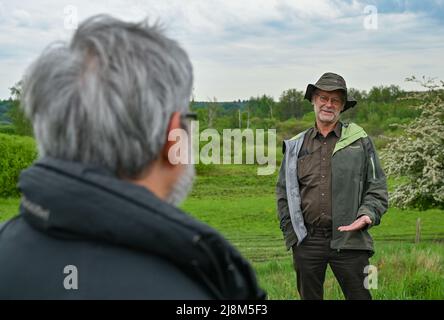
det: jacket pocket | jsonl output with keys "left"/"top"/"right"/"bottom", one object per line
{"left": 282, "top": 221, "right": 298, "bottom": 250}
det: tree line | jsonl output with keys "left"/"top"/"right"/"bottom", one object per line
{"left": 190, "top": 84, "right": 421, "bottom": 133}
{"left": 1, "top": 78, "right": 443, "bottom": 209}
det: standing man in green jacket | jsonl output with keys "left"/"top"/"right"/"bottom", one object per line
{"left": 276, "top": 72, "right": 388, "bottom": 300}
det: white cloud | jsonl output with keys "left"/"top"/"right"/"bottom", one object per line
{"left": 0, "top": 0, "right": 443, "bottom": 100}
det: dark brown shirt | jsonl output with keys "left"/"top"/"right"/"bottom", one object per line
{"left": 297, "top": 122, "right": 341, "bottom": 228}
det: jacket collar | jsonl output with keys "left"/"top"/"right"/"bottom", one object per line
{"left": 18, "top": 157, "right": 265, "bottom": 300}
{"left": 333, "top": 123, "right": 368, "bottom": 155}
{"left": 310, "top": 121, "right": 342, "bottom": 140}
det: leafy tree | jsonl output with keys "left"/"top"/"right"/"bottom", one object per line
{"left": 0, "top": 100, "right": 12, "bottom": 123}
{"left": 247, "top": 95, "right": 275, "bottom": 119}
{"left": 342, "top": 88, "right": 359, "bottom": 121}
{"left": 276, "top": 89, "right": 310, "bottom": 120}
{"left": 347, "top": 88, "right": 367, "bottom": 101}
{"left": 8, "top": 81, "right": 33, "bottom": 136}
{"left": 235, "top": 107, "right": 250, "bottom": 129}
{"left": 206, "top": 97, "right": 219, "bottom": 128}
{"left": 244, "top": 102, "right": 253, "bottom": 128}
{"left": 368, "top": 85, "right": 403, "bottom": 103}
{"left": 382, "top": 77, "right": 444, "bottom": 209}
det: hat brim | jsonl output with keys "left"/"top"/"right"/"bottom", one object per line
{"left": 304, "top": 84, "right": 357, "bottom": 112}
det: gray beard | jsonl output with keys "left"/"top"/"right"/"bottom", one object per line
{"left": 165, "top": 164, "right": 195, "bottom": 206}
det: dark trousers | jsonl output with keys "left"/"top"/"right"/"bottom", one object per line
{"left": 291, "top": 228, "right": 372, "bottom": 300}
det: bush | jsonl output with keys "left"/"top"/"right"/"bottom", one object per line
{"left": 0, "top": 124, "right": 16, "bottom": 135}
{"left": 8, "top": 100, "right": 33, "bottom": 137}
{"left": 382, "top": 80, "right": 444, "bottom": 209}
{"left": 0, "top": 133, "right": 37, "bottom": 197}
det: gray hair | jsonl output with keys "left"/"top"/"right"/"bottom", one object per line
{"left": 22, "top": 14, "right": 193, "bottom": 178}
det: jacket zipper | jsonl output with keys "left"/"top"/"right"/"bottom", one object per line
{"left": 370, "top": 156, "right": 376, "bottom": 180}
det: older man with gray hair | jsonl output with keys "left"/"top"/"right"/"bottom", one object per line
{"left": 276, "top": 72, "right": 388, "bottom": 300}
{"left": 0, "top": 15, "right": 265, "bottom": 300}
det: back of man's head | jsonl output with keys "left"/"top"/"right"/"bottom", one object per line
{"left": 22, "top": 14, "right": 193, "bottom": 179}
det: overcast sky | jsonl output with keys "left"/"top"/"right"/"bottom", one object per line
{"left": 0, "top": 0, "right": 443, "bottom": 101}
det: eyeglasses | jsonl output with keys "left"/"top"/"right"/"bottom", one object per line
{"left": 181, "top": 112, "right": 198, "bottom": 121}
{"left": 315, "top": 94, "right": 343, "bottom": 107}
{"left": 180, "top": 112, "right": 197, "bottom": 129}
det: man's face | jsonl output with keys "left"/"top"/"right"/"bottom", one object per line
{"left": 166, "top": 163, "right": 195, "bottom": 206}
{"left": 164, "top": 111, "right": 196, "bottom": 206}
{"left": 312, "top": 89, "right": 345, "bottom": 124}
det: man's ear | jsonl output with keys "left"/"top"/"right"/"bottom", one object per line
{"left": 161, "top": 112, "right": 182, "bottom": 166}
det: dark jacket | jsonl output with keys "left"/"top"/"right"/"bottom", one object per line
{"left": 0, "top": 157, "right": 265, "bottom": 300}
{"left": 276, "top": 122, "right": 388, "bottom": 252}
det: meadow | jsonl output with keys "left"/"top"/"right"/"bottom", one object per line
{"left": 1, "top": 161, "right": 443, "bottom": 299}
{"left": 184, "top": 163, "right": 444, "bottom": 300}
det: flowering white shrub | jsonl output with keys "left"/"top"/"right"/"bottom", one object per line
{"left": 382, "top": 77, "right": 444, "bottom": 209}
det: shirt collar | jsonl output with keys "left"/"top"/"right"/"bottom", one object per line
{"left": 311, "top": 121, "right": 342, "bottom": 139}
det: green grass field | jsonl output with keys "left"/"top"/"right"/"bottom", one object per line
{"left": 1, "top": 162, "right": 443, "bottom": 299}
{"left": 187, "top": 164, "right": 444, "bottom": 299}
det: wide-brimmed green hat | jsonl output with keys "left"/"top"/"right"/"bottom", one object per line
{"left": 304, "top": 72, "right": 357, "bottom": 112}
